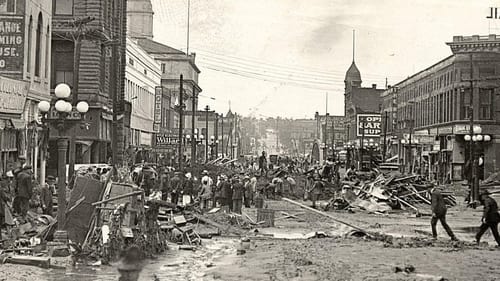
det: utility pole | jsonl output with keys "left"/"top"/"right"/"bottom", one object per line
{"left": 68, "top": 17, "right": 95, "bottom": 182}
{"left": 360, "top": 120, "right": 365, "bottom": 170}
{"left": 382, "top": 111, "right": 388, "bottom": 162}
{"left": 178, "top": 74, "right": 184, "bottom": 170}
{"left": 205, "top": 105, "right": 209, "bottom": 163}
{"left": 468, "top": 53, "right": 476, "bottom": 202}
{"left": 331, "top": 115, "right": 335, "bottom": 161}
{"left": 191, "top": 86, "right": 197, "bottom": 165}
{"left": 214, "top": 113, "right": 219, "bottom": 158}
{"left": 221, "top": 113, "right": 224, "bottom": 157}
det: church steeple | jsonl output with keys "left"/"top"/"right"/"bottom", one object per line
{"left": 344, "top": 30, "right": 362, "bottom": 91}
{"left": 127, "top": 0, "right": 154, "bottom": 39}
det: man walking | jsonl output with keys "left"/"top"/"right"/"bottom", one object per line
{"left": 476, "top": 190, "right": 500, "bottom": 246}
{"left": 16, "top": 166, "right": 33, "bottom": 218}
{"left": 169, "top": 172, "right": 182, "bottom": 205}
{"left": 430, "top": 186, "right": 457, "bottom": 241}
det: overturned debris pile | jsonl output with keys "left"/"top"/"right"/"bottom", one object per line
{"left": 335, "top": 174, "right": 457, "bottom": 214}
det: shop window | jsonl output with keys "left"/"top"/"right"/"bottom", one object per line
{"left": 54, "top": 0, "right": 73, "bottom": 15}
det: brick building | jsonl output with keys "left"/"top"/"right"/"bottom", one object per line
{"left": 0, "top": 0, "right": 52, "bottom": 180}
{"left": 49, "top": 0, "right": 128, "bottom": 176}
{"left": 380, "top": 34, "right": 500, "bottom": 182}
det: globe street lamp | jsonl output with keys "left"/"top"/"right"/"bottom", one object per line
{"left": 464, "top": 125, "right": 491, "bottom": 204}
{"left": 38, "top": 83, "right": 89, "bottom": 242}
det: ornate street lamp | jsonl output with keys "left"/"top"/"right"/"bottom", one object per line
{"left": 38, "top": 83, "right": 89, "bottom": 242}
{"left": 464, "top": 126, "right": 492, "bottom": 204}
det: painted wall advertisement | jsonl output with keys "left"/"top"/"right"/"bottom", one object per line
{"left": 356, "top": 114, "right": 381, "bottom": 137}
{"left": 0, "top": 74, "right": 28, "bottom": 115}
{"left": 0, "top": 15, "right": 24, "bottom": 78}
{"left": 153, "top": 86, "right": 163, "bottom": 132}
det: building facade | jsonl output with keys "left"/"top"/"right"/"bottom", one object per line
{"left": 314, "top": 113, "right": 347, "bottom": 159}
{"left": 49, "top": 0, "right": 128, "bottom": 176}
{"left": 381, "top": 34, "right": 500, "bottom": 182}
{"left": 0, "top": 0, "right": 52, "bottom": 178}
{"left": 125, "top": 37, "right": 160, "bottom": 163}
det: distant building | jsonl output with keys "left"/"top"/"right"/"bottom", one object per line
{"left": 0, "top": 0, "right": 52, "bottom": 177}
{"left": 315, "top": 113, "right": 347, "bottom": 151}
{"left": 125, "top": 38, "right": 161, "bottom": 162}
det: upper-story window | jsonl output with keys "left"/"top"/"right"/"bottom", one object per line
{"left": 34, "top": 13, "right": 42, "bottom": 77}
{"left": 0, "top": 0, "right": 16, "bottom": 13}
{"left": 54, "top": 0, "right": 73, "bottom": 15}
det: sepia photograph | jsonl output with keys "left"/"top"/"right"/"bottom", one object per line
{"left": 0, "top": 0, "right": 500, "bottom": 280}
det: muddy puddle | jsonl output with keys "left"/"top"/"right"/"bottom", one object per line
{"left": 43, "top": 238, "right": 238, "bottom": 281}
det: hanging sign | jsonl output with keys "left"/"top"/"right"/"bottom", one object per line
{"left": 0, "top": 74, "right": 28, "bottom": 115}
{"left": 153, "top": 86, "right": 163, "bottom": 132}
{"left": 356, "top": 114, "right": 381, "bottom": 137}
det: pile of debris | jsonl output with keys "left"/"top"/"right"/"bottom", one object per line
{"left": 329, "top": 174, "right": 457, "bottom": 214}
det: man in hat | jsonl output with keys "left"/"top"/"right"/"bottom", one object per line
{"left": 476, "top": 190, "right": 500, "bottom": 246}
{"left": 201, "top": 170, "right": 214, "bottom": 207}
{"left": 243, "top": 175, "right": 252, "bottom": 208}
{"left": 430, "top": 186, "right": 457, "bottom": 241}
{"left": 169, "top": 172, "right": 182, "bottom": 205}
{"left": 16, "top": 165, "right": 33, "bottom": 218}
{"left": 232, "top": 176, "right": 244, "bottom": 214}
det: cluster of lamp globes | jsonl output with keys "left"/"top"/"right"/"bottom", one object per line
{"left": 37, "top": 83, "right": 89, "bottom": 115}
{"left": 464, "top": 126, "right": 491, "bottom": 142}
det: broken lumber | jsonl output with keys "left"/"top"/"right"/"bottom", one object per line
{"left": 281, "top": 197, "right": 367, "bottom": 233}
{"left": 190, "top": 213, "right": 244, "bottom": 235}
{"left": 394, "top": 196, "right": 419, "bottom": 211}
{"left": 3, "top": 256, "right": 50, "bottom": 269}
{"left": 91, "top": 190, "right": 143, "bottom": 206}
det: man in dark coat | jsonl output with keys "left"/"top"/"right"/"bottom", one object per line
{"left": 169, "top": 172, "right": 182, "bottom": 205}
{"left": 476, "top": 190, "right": 500, "bottom": 246}
{"left": 219, "top": 175, "right": 231, "bottom": 212}
{"left": 232, "top": 177, "right": 244, "bottom": 214}
{"left": 16, "top": 166, "right": 33, "bottom": 218}
{"left": 430, "top": 186, "right": 457, "bottom": 240}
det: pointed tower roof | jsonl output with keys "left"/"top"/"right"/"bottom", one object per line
{"left": 344, "top": 61, "right": 362, "bottom": 83}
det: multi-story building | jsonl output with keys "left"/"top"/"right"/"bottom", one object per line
{"left": 0, "top": 0, "right": 52, "bottom": 179}
{"left": 49, "top": 0, "right": 128, "bottom": 176}
{"left": 286, "top": 118, "right": 317, "bottom": 156}
{"left": 315, "top": 114, "right": 347, "bottom": 149}
{"left": 343, "top": 59, "right": 384, "bottom": 145}
{"left": 381, "top": 34, "right": 500, "bottom": 182}
{"left": 124, "top": 38, "right": 161, "bottom": 163}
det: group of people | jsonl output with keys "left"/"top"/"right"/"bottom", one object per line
{"left": 139, "top": 168, "right": 262, "bottom": 214}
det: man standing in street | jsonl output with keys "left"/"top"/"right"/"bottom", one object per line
{"left": 169, "top": 172, "right": 182, "bottom": 205}
{"left": 232, "top": 176, "right": 244, "bottom": 214}
{"left": 16, "top": 165, "right": 33, "bottom": 219}
{"left": 430, "top": 186, "right": 457, "bottom": 241}
{"left": 258, "top": 151, "right": 267, "bottom": 176}
{"left": 201, "top": 170, "right": 214, "bottom": 207}
{"left": 476, "top": 190, "right": 500, "bottom": 246}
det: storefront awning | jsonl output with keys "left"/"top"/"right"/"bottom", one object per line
{"left": 9, "top": 119, "right": 25, "bottom": 130}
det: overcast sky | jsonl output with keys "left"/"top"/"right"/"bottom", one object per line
{"left": 151, "top": 0, "right": 500, "bottom": 119}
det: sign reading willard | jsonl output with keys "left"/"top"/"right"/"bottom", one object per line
{"left": 154, "top": 133, "right": 179, "bottom": 146}
{"left": 0, "top": 16, "right": 24, "bottom": 79}
{"left": 356, "top": 114, "right": 381, "bottom": 137}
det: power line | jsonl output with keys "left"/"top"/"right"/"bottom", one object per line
{"left": 201, "top": 64, "right": 345, "bottom": 92}
{"left": 198, "top": 61, "right": 346, "bottom": 87}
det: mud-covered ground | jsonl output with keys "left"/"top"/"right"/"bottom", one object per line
{"left": 2, "top": 194, "right": 499, "bottom": 281}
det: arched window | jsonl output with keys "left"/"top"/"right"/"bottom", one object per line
{"left": 27, "top": 16, "right": 32, "bottom": 73}
{"left": 45, "top": 25, "right": 50, "bottom": 78}
{"left": 35, "top": 13, "right": 43, "bottom": 76}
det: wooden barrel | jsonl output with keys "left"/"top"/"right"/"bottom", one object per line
{"left": 256, "top": 209, "right": 275, "bottom": 227}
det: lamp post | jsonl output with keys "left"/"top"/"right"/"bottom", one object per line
{"left": 464, "top": 126, "right": 491, "bottom": 203}
{"left": 38, "top": 83, "right": 89, "bottom": 242}
{"left": 204, "top": 105, "right": 210, "bottom": 163}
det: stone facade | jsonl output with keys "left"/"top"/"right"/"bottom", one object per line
{"left": 49, "top": 0, "right": 128, "bottom": 175}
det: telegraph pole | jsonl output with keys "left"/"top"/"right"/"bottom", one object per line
{"left": 331, "top": 115, "right": 335, "bottom": 160}
{"left": 191, "top": 86, "right": 197, "bottom": 165}
{"left": 468, "top": 53, "right": 476, "bottom": 202}
{"left": 178, "top": 75, "right": 184, "bottom": 170}
{"left": 382, "top": 111, "right": 388, "bottom": 162}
